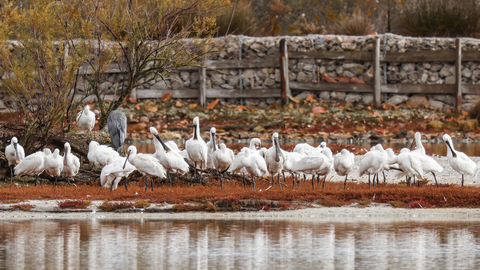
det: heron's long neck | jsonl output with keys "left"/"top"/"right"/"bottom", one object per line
{"left": 416, "top": 140, "right": 426, "bottom": 155}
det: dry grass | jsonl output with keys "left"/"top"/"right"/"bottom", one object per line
{"left": 401, "top": 0, "right": 480, "bottom": 38}
{"left": 11, "top": 203, "right": 35, "bottom": 211}
{"left": 332, "top": 10, "right": 375, "bottom": 36}
{"left": 1, "top": 177, "right": 480, "bottom": 210}
{"left": 58, "top": 200, "right": 91, "bottom": 209}
{"left": 216, "top": 0, "right": 258, "bottom": 36}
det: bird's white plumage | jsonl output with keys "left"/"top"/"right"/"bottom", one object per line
{"left": 229, "top": 138, "right": 262, "bottom": 174}
{"left": 63, "top": 142, "right": 80, "bottom": 179}
{"left": 5, "top": 137, "right": 25, "bottom": 166}
{"left": 265, "top": 132, "right": 285, "bottom": 177}
{"left": 213, "top": 143, "right": 235, "bottom": 173}
{"left": 125, "top": 145, "right": 166, "bottom": 178}
{"left": 334, "top": 149, "right": 355, "bottom": 177}
{"left": 150, "top": 127, "right": 189, "bottom": 175}
{"left": 76, "top": 105, "right": 96, "bottom": 131}
{"left": 101, "top": 156, "right": 136, "bottom": 190}
{"left": 411, "top": 132, "right": 443, "bottom": 176}
{"left": 443, "top": 134, "right": 476, "bottom": 177}
{"left": 206, "top": 127, "right": 216, "bottom": 169}
{"left": 185, "top": 116, "right": 208, "bottom": 169}
{"left": 87, "top": 141, "right": 120, "bottom": 168}
{"left": 15, "top": 148, "right": 51, "bottom": 178}
{"left": 44, "top": 149, "right": 64, "bottom": 177}
{"left": 292, "top": 148, "right": 332, "bottom": 176}
{"left": 359, "top": 144, "right": 389, "bottom": 177}
{"left": 390, "top": 148, "right": 424, "bottom": 179}
{"left": 241, "top": 149, "right": 268, "bottom": 178}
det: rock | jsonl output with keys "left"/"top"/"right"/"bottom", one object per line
{"left": 221, "top": 84, "right": 233, "bottom": 89}
{"left": 427, "top": 120, "right": 443, "bottom": 130}
{"left": 245, "top": 99, "right": 259, "bottom": 106}
{"left": 428, "top": 99, "right": 444, "bottom": 110}
{"left": 386, "top": 95, "right": 408, "bottom": 106}
{"left": 297, "top": 72, "right": 310, "bottom": 82}
{"left": 210, "top": 73, "right": 224, "bottom": 86}
{"left": 180, "top": 71, "right": 190, "bottom": 81}
{"left": 0, "top": 100, "right": 6, "bottom": 109}
{"left": 319, "top": 91, "right": 330, "bottom": 100}
{"left": 402, "top": 63, "right": 416, "bottom": 72}
{"left": 140, "top": 116, "right": 150, "bottom": 123}
{"left": 152, "top": 80, "right": 168, "bottom": 89}
{"left": 406, "top": 96, "right": 429, "bottom": 108}
{"left": 274, "top": 69, "right": 281, "bottom": 82}
{"left": 345, "top": 93, "right": 362, "bottom": 103}
{"left": 330, "top": 91, "right": 346, "bottom": 100}
{"left": 464, "top": 95, "right": 480, "bottom": 101}
{"left": 462, "top": 102, "right": 477, "bottom": 112}
{"left": 226, "top": 75, "right": 239, "bottom": 86}
{"left": 294, "top": 91, "right": 312, "bottom": 100}
{"left": 439, "top": 65, "right": 453, "bottom": 77}
{"left": 343, "top": 71, "right": 355, "bottom": 78}
{"left": 264, "top": 77, "right": 276, "bottom": 87}
{"left": 361, "top": 94, "right": 374, "bottom": 104}
{"left": 462, "top": 68, "right": 472, "bottom": 78}
{"left": 433, "top": 95, "right": 455, "bottom": 105}
{"left": 99, "top": 82, "right": 113, "bottom": 91}
{"left": 253, "top": 125, "right": 266, "bottom": 133}
{"left": 420, "top": 73, "right": 428, "bottom": 83}
{"left": 445, "top": 76, "right": 455, "bottom": 84}
{"left": 430, "top": 64, "right": 443, "bottom": 72}
{"left": 266, "top": 98, "right": 277, "bottom": 105}
{"left": 242, "top": 69, "right": 254, "bottom": 79}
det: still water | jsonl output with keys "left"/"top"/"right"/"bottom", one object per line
{"left": 1, "top": 218, "right": 480, "bottom": 269}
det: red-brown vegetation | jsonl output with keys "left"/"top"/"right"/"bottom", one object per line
{"left": 1, "top": 178, "right": 480, "bottom": 211}
{"left": 58, "top": 200, "right": 91, "bottom": 209}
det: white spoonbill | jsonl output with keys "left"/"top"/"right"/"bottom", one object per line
{"left": 443, "top": 134, "right": 476, "bottom": 186}
{"left": 334, "top": 149, "right": 355, "bottom": 190}
{"left": 63, "top": 142, "right": 80, "bottom": 186}
{"left": 5, "top": 137, "right": 25, "bottom": 186}
{"left": 213, "top": 142, "right": 235, "bottom": 192}
{"left": 229, "top": 138, "right": 262, "bottom": 174}
{"left": 87, "top": 141, "right": 120, "bottom": 168}
{"left": 185, "top": 117, "right": 208, "bottom": 182}
{"left": 283, "top": 149, "right": 306, "bottom": 189}
{"left": 101, "top": 156, "right": 136, "bottom": 191}
{"left": 44, "top": 149, "right": 64, "bottom": 190}
{"left": 390, "top": 148, "right": 424, "bottom": 186}
{"left": 150, "top": 127, "right": 189, "bottom": 188}
{"left": 292, "top": 147, "right": 332, "bottom": 190}
{"left": 411, "top": 132, "right": 443, "bottom": 187}
{"left": 206, "top": 127, "right": 216, "bottom": 169}
{"left": 241, "top": 148, "right": 268, "bottom": 191}
{"left": 265, "top": 132, "right": 285, "bottom": 190}
{"left": 359, "top": 144, "right": 389, "bottom": 188}
{"left": 76, "top": 105, "right": 96, "bottom": 131}
{"left": 14, "top": 148, "right": 51, "bottom": 186}
{"left": 123, "top": 145, "right": 166, "bottom": 192}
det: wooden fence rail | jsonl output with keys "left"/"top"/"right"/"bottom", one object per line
{"left": 89, "top": 36, "right": 480, "bottom": 111}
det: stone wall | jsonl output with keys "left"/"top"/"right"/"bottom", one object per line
{"left": 1, "top": 34, "right": 480, "bottom": 111}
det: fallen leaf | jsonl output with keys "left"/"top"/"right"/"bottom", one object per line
{"left": 145, "top": 102, "right": 152, "bottom": 109}
{"left": 135, "top": 105, "right": 141, "bottom": 110}
{"left": 188, "top": 103, "right": 198, "bottom": 108}
{"left": 312, "top": 106, "right": 326, "bottom": 113}
{"left": 235, "top": 105, "right": 245, "bottom": 111}
{"left": 128, "top": 96, "right": 138, "bottom": 103}
{"left": 350, "top": 77, "right": 366, "bottom": 84}
{"left": 161, "top": 93, "right": 172, "bottom": 101}
{"left": 288, "top": 95, "right": 300, "bottom": 104}
{"left": 149, "top": 106, "right": 158, "bottom": 112}
{"left": 306, "top": 94, "right": 316, "bottom": 102}
{"left": 206, "top": 99, "right": 219, "bottom": 110}
{"left": 322, "top": 73, "right": 337, "bottom": 83}
{"left": 175, "top": 100, "right": 182, "bottom": 107}
{"left": 382, "top": 103, "right": 393, "bottom": 110}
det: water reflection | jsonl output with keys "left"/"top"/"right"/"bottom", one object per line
{"left": 0, "top": 219, "right": 479, "bottom": 269}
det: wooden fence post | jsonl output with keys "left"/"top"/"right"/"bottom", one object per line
{"left": 373, "top": 36, "right": 381, "bottom": 108}
{"left": 455, "top": 38, "right": 462, "bottom": 113}
{"left": 279, "top": 39, "right": 290, "bottom": 105}
{"left": 199, "top": 58, "right": 207, "bottom": 107}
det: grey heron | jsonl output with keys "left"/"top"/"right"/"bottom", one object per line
{"left": 107, "top": 110, "right": 127, "bottom": 152}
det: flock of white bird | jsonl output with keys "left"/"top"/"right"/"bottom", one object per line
{"left": 4, "top": 105, "right": 480, "bottom": 191}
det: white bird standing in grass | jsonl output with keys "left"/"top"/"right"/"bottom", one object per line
{"left": 5, "top": 137, "right": 25, "bottom": 186}
{"left": 206, "top": 127, "right": 216, "bottom": 169}
{"left": 334, "top": 149, "right": 355, "bottom": 190}
{"left": 87, "top": 141, "right": 120, "bottom": 168}
{"left": 185, "top": 116, "right": 208, "bottom": 182}
{"left": 213, "top": 142, "right": 234, "bottom": 192}
{"left": 229, "top": 138, "right": 262, "bottom": 174}
{"left": 283, "top": 149, "right": 306, "bottom": 189}
{"left": 15, "top": 148, "right": 51, "bottom": 187}
{"left": 411, "top": 132, "right": 443, "bottom": 187}
{"left": 150, "top": 127, "right": 189, "bottom": 188}
{"left": 390, "top": 148, "right": 424, "bottom": 187}
{"left": 265, "top": 132, "right": 285, "bottom": 190}
{"left": 443, "top": 134, "right": 476, "bottom": 186}
{"left": 76, "top": 105, "right": 96, "bottom": 131}
{"left": 44, "top": 148, "right": 64, "bottom": 190}
{"left": 63, "top": 142, "right": 80, "bottom": 186}
{"left": 292, "top": 147, "right": 332, "bottom": 190}
{"left": 123, "top": 145, "right": 166, "bottom": 192}
{"left": 359, "top": 144, "right": 389, "bottom": 188}
{"left": 101, "top": 156, "right": 136, "bottom": 191}
{"left": 241, "top": 148, "right": 268, "bottom": 191}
